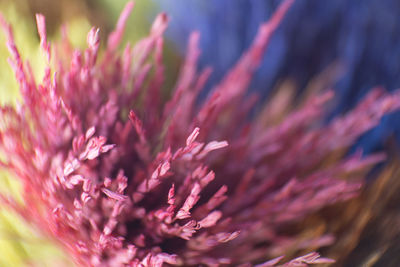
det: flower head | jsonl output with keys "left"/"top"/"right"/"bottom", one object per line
{"left": 0, "top": 1, "right": 399, "bottom": 266}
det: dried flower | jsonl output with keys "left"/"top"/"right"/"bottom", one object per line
{"left": 0, "top": 1, "right": 399, "bottom": 266}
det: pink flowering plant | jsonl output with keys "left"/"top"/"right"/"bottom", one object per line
{"left": 0, "top": 0, "right": 399, "bottom": 266}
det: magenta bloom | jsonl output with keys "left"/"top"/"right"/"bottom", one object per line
{"left": 0, "top": 1, "right": 399, "bottom": 266}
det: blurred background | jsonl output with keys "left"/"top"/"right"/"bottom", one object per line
{"left": 0, "top": 0, "right": 400, "bottom": 266}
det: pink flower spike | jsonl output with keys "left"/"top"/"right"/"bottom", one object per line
{"left": 101, "top": 188, "right": 129, "bottom": 202}
{"left": 85, "top": 126, "right": 96, "bottom": 140}
{"left": 107, "top": 1, "right": 135, "bottom": 51}
{"left": 35, "top": 14, "right": 51, "bottom": 61}
{"left": 87, "top": 27, "right": 100, "bottom": 51}
{"left": 186, "top": 127, "right": 200, "bottom": 146}
{"left": 196, "top": 140, "right": 228, "bottom": 159}
{"left": 167, "top": 184, "right": 175, "bottom": 205}
{"left": 150, "top": 13, "right": 169, "bottom": 37}
{"left": 198, "top": 210, "right": 222, "bottom": 228}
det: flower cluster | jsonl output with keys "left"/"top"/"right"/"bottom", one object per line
{"left": 156, "top": 0, "right": 400, "bottom": 154}
{"left": 0, "top": 1, "right": 399, "bottom": 266}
